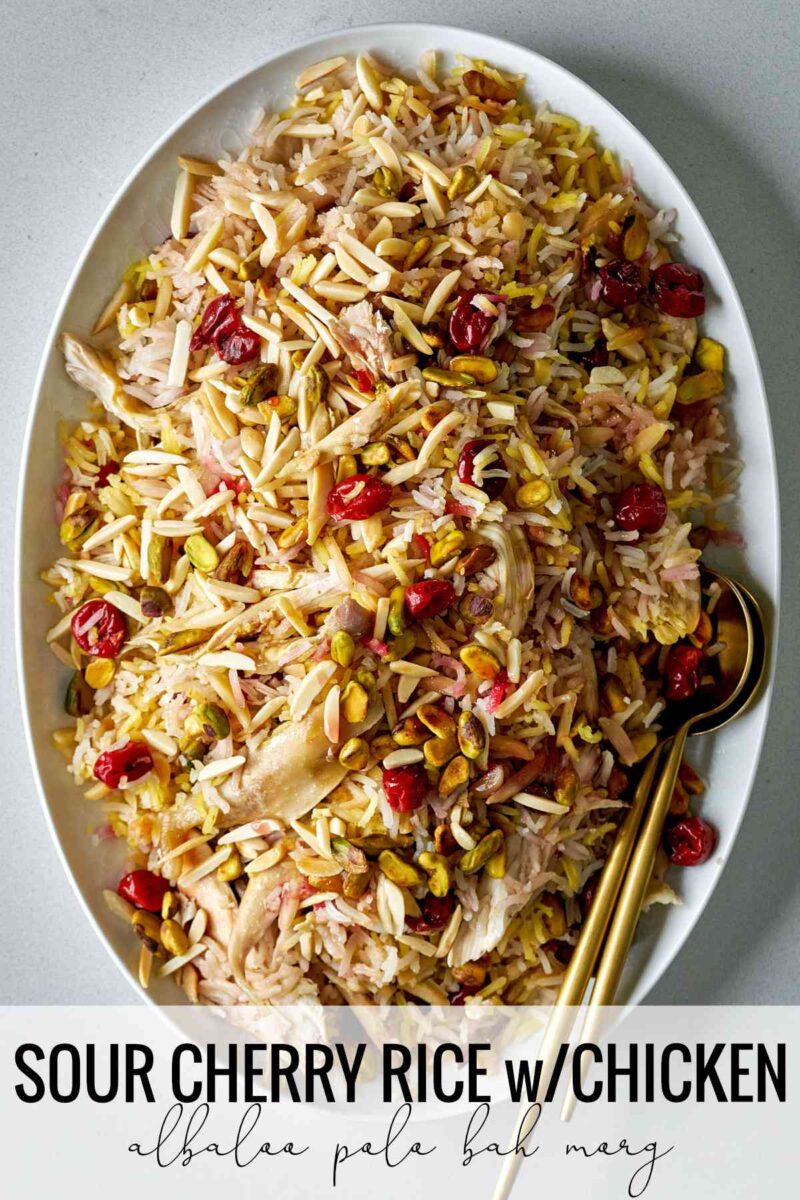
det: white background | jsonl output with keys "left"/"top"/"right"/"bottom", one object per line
{"left": 1, "top": 1006, "right": 796, "bottom": 1198}
{"left": 1, "top": 0, "right": 799, "bottom": 1004}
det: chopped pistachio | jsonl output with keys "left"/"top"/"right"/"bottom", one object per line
{"left": 459, "top": 829, "right": 504, "bottom": 874}
{"left": 184, "top": 534, "right": 219, "bottom": 573}
{"left": 341, "top": 680, "right": 369, "bottom": 723}
{"left": 457, "top": 711, "right": 486, "bottom": 759}
{"left": 373, "top": 166, "right": 399, "bottom": 198}
{"left": 330, "top": 630, "right": 356, "bottom": 667}
{"left": 193, "top": 702, "right": 230, "bottom": 740}
{"left": 140, "top": 586, "right": 172, "bottom": 618}
{"left": 378, "top": 850, "right": 426, "bottom": 887}
{"left": 160, "top": 918, "right": 189, "bottom": 957}
{"left": 446, "top": 164, "right": 479, "bottom": 200}
{"left": 418, "top": 851, "right": 454, "bottom": 897}
{"left": 84, "top": 658, "right": 116, "bottom": 690}
{"left": 65, "top": 670, "right": 93, "bottom": 717}
{"left": 339, "top": 737, "right": 370, "bottom": 770}
{"left": 387, "top": 586, "right": 406, "bottom": 636}
{"left": 147, "top": 534, "right": 172, "bottom": 584}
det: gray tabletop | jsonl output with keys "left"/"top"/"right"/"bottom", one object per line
{"left": 2, "top": 0, "right": 798, "bottom": 1004}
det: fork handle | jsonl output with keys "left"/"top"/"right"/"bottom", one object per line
{"left": 490, "top": 747, "right": 662, "bottom": 1200}
{"left": 587, "top": 724, "right": 688, "bottom": 1009}
{"left": 557, "top": 727, "right": 689, "bottom": 1123}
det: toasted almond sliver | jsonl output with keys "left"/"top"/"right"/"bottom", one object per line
{"left": 167, "top": 320, "right": 192, "bottom": 387}
{"left": 170, "top": 170, "right": 193, "bottom": 240}
{"left": 152, "top": 520, "right": 203, "bottom": 536}
{"left": 388, "top": 661, "right": 439, "bottom": 678}
{"left": 80, "top": 514, "right": 137, "bottom": 552}
{"left": 338, "top": 231, "right": 391, "bottom": 277}
{"left": 314, "top": 280, "right": 368, "bottom": 303}
{"left": 356, "top": 54, "right": 383, "bottom": 111}
{"left": 280, "top": 276, "right": 334, "bottom": 327}
{"left": 385, "top": 301, "right": 431, "bottom": 356}
{"left": 369, "top": 135, "right": 403, "bottom": 177}
{"left": 296, "top": 55, "right": 347, "bottom": 90}
{"left": 177, "top": 847, "right": 232, "bottom": 886}
{"left": 245, "top": 839, "right": 291, "bottom": 875}
{"left": 195, "top": 755, "right": 246, "bottom": 783}
{"left": 198, "top": 651, "right": 256, "bottom": 672}
{"left": 64, "top": 559, "right": 132, "bottom": 582}
{"left": 184, "top": 219, "right": 224, "bottom": 276}
{"left": 92, "top": 278, "right": 136, "bottom": 335}
{"left": 240, "top": 312, "right": 282, "bottom": 345}
{"left": 158, "top": 833, "right": 216, "bottom": 865}
{"left": 104, "top": 590, "right": 144, "bottom": 621}
{"left": 178, "top": 154, "right": 223, "bottom": 177}
{"left": 158, "top": 942, "right": 207, "bottom": 978}
{"left": 371, "top": 202, "right": 420, "bottom": 220}
{"left": 103, "top": 889, "right": 135, "bottom": 923}
{"left": 141, "top": 729, "right": 179, "bottom": 758}
{"left": 422, "top": 268, "right": 461, "bottom": 325}
{"left": 124, "top": 449, "right": 187, "bottom": 465}
{"left": 405, "top": 149, "right": 450, "bottom": 189}
{"left": 333, "top": 241, "right": 371, "bottom": 284}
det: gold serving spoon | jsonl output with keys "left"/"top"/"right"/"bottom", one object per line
{"left": 492, "top": 569, "right": 767, "bottom": 1199}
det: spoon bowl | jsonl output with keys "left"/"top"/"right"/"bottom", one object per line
{"left": 690, "top": 576, "right": 766, "bottom": 736}
{"left": 661, "top": 567, "right": 760, "bottom": 737}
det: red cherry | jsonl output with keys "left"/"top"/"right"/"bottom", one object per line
{"left": 665, "top": 815, "right": 716, "bottom": 865}
{"left": 665, "top": 643, "right": 704, "bottom": 701}
{"left": 214, "top": 475, "right": 249, "bottom": 495}
{"left": 326, "top": 474, "right": 393, "bottom": 521}
{"left": 93, "top": 741, "right": 153, "bottom": 788}
{"left": 581, "top": 876, "right": 599, "bottom": 920}
{"left": 569, "top": 337, "right": 609, "bottom": 368}
{"left": 485, "top": 670, "right": 512, "bottom": 714}
{"left": 451, "top": 983, "right": 482, "bottom": 1005}
{"left": 445, "top": 497, "right": 477, "bottom": 518}
{"left": 652, "top": 263, "right": 706, "bottom": 318}
{"left": 405, "top": 893, "right": 455, "bottom": 933}
{"left": 118, "top": 869, "right": 169, "bottom": 912}
{"left": 190, "top": 295, "right": 260, "bottom": 365}
{"left": 382, "top": 765, "right": 428, "bottom": 813}
{"left": 410, "top": 532, "right": 431, "bottom": 561}
{"left": 190, "top": 295, "right": 238, "bottom": 350}
{"left": 71, "top": 599, "right": 126, "bottom": 659}
{"left": 96, "top": 461, "right": 120, "bottom": 487}
{"left": 354, "top": 369, "right": 374, "bottom": 393}
{"left": 599, "top": 259, "right": 643, "bottom": 308}
{"left": 448, "top": 290, "right": 503, "bottom": 353}
{"left": 542, "top": 938, "right": 575, "bottom": 965}
{"left": 216, "top": 324, "right": 260, "bottom": 365}
{"left": 456, "top": 439, "right": 506, "bottom": 498}
{"left": 614, "top": 482, "right": 668, "bottom": 535}
{"left": 404, "top": 579, "right": 455, "bottom": 620}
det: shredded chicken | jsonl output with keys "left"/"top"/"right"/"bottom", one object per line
{"left": 329, "top": 300, "right": 398, "bottom": 379}
{"left": 324, "top": 598, "right": 374, "bottom": 638}
{"left": 228, "top": 861, "right": 297, "bottom": 994}
{"left": 450, "top": 834, "right": 547, "bottom": 965}
{"left": 277, "top": 392, "right": 394, "bottom": 477}
{"left": 217, "top": 701, "right": 383, "bottom": 825}
{"left": 178, "top": 845, "right": 238, "bottom": 946}
{"left": 203, "top": 580, "right": 342, "bottom": 653}
{"left": 482, "top": 524, "right": 536, "bottom": 636}
{"left": 61, "top": 333, "right": 175, "bottom": 434}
